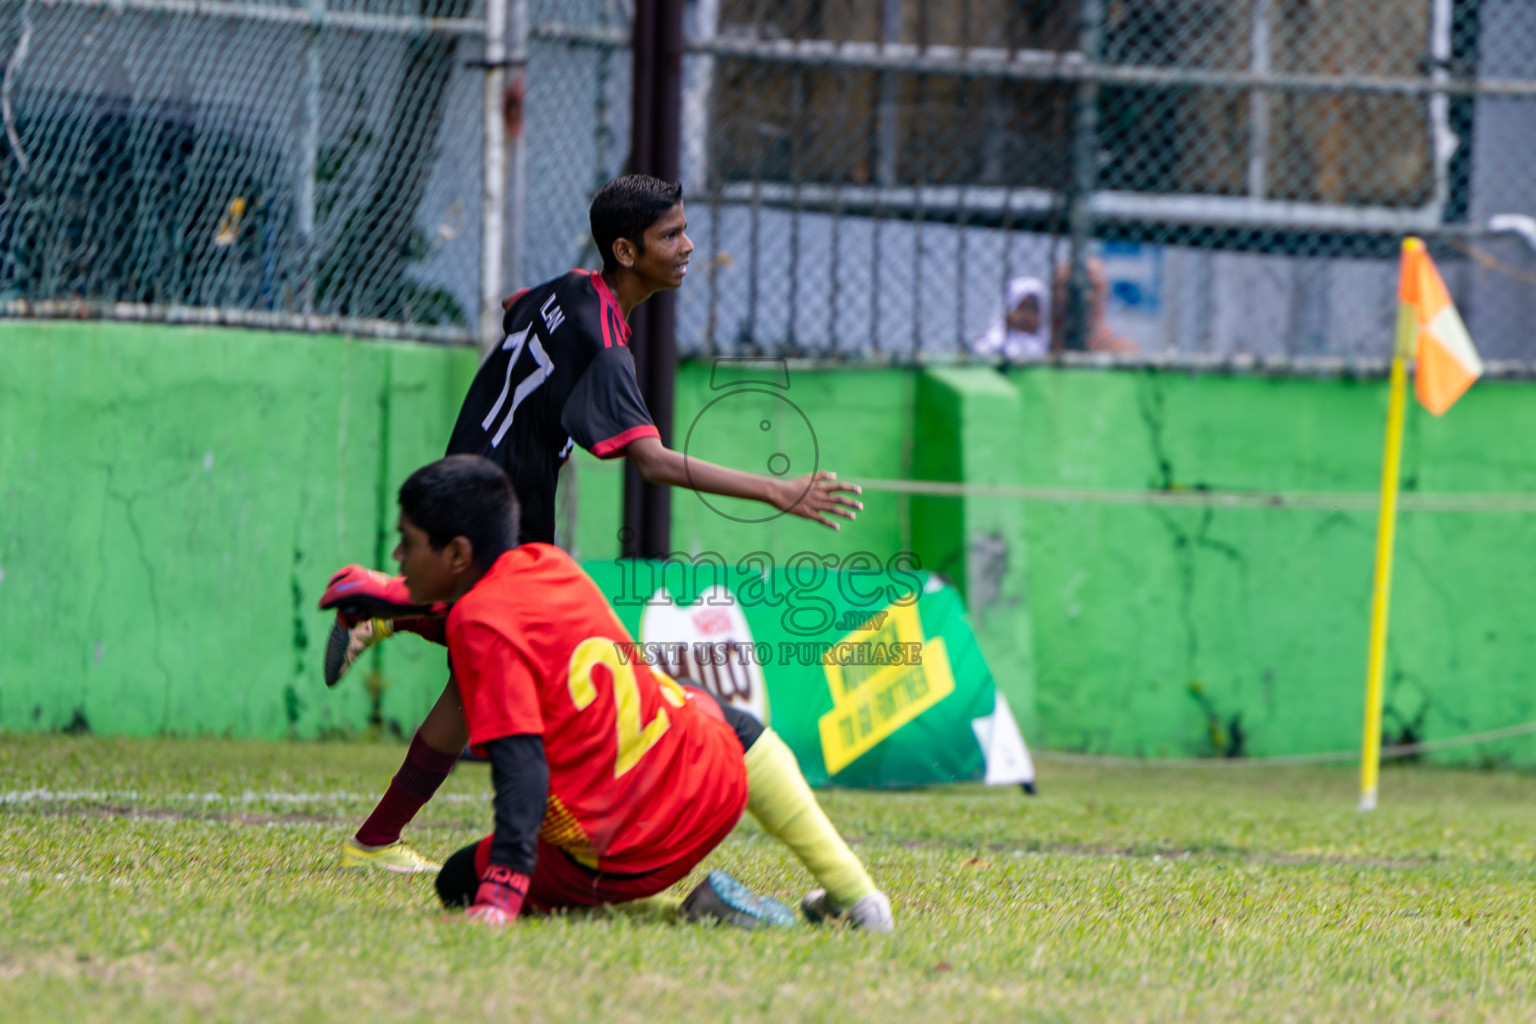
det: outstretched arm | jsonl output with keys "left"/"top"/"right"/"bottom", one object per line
{"left": 623, "top": 436, "right": 863, "bottom": 530}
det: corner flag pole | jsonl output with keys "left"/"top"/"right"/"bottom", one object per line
{"left": 1360, "top": 237, "right": 1419, "bottom": 812}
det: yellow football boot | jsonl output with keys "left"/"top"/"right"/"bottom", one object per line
{"left": 340, "top": 837, "right": 441, "bottom": 874}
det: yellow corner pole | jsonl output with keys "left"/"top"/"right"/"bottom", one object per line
{"left": 1360, "top": 238, "right": 1419, "bottom": 811}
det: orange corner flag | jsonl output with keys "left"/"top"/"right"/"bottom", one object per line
{"left": 1398, "top": 237, "right": 1483, "bottom": 416}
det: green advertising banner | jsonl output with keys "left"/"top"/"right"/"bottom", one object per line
{"left": 583, "top": 560, "right": 1034, "bottom": 790}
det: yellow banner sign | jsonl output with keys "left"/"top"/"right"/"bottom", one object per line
{"left": 817, "top": 602, "right": 955, "bottom": 775}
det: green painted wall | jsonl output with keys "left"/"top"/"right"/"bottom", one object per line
{"left": 568, "top": 362, "right": 918, "bottom": 565}
{"left": 7, "top": 321, "right": 1536, "bottom": 765}
{"left": 0, "top": 321, "right": 478, "bottom": 738}
{"left": 578, "top": 361, "right": 1536, "bottom": 764}
{"left": 911, "top": 369, "right": 1037, "bottom": 739}
{"left": 1005, "top": 367, "right": 1536, "bottom": 763}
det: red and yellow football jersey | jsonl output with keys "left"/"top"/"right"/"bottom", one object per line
{"left": 447, "top": 544, "right": 748, "bottom": 875}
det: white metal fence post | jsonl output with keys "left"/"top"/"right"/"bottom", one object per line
{"left": 481, "top": 0, "right": 510, "bottom": 352}
{"left": 505, "top": 0, "right": 528, "bottom": 301}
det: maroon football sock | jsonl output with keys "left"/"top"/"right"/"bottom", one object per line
{"left": 392, "top": 615, "right": 447, "bottom": 647}
{"left": 354, "top": 731, "right": 461, "bottom": 847}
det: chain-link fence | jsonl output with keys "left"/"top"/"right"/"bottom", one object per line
{"left": 9, "top": 1, "right": 1536, "bottom": 362}
{"left": 521, "top": 0, "right": 630, "bottom": 288}
{"left": 523, "top": 0, "right": 1536, "bottom": 364}
{"left": 0, "top": 0, "right": 499, "bottom": 344}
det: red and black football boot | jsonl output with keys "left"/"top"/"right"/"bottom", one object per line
{"left": 318, "top": 565, "right": 448, "bottom": 687}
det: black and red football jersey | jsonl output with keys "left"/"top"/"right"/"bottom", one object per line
{"left": 445, "top": 270, "right": 658, "bottom": 544}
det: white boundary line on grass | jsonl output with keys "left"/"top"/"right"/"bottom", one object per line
{"left": 1038, "top": 719, "right": 1536, "bottom": 768}
{"left": 0, "top": 789, "right": 491, "bottom": 806}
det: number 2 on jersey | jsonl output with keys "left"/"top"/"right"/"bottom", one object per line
{"left": 567, "top": 637, "right": 686, "bottom": 777}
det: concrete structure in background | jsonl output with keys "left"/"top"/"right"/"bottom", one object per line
{"left": 9, "top": 323, "right": 1536, "bottom": 766}
{"left": 0, "top": 323, "right": 479, "bottom": 740}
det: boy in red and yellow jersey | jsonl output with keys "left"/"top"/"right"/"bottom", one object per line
{"left": 394, "top": 455, "right": 892, "bottom": 929}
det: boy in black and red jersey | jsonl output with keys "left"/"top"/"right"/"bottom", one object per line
{"left": 319, "top": 175, "right": 864, "bottom": 878}
{"left": 450, "top": 173, "right": 862, "bottom": 547}
{"left": 394, "top": 456, "right": 892, "bottom": 930}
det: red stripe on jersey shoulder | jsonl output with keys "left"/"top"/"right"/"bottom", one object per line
{"left": 501, "top": 287, "right": 531, "bottom": 312}
{"left": 590, "top": 424, "right": 660, "bottom": 459}
{"left": 586, "top": 270, "right": 633, "bottom": 347}
{"left": 609, "top": 307, "right": 629, "bottom": 348}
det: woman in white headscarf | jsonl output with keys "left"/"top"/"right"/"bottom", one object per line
{"left": 970, "top": 275, "right": 1050, "bottom": 361}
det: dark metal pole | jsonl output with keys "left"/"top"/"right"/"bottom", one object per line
{"left": 642, "top": 0, "right": 683, "bottom": 559}
{"left": 623, "top": 0, "right": 683, "bottom": 559}
{"left": 629, "top": 0, "right": 657, "bottom": 173}
{"left": 622, "top": 0, "right": 655, "bottom": 559}
{"left": 1064, "top": 0, "right": 1102, "bottom": 353}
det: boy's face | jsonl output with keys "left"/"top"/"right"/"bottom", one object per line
{"left": 1007, "top": 294, "right": 1042, "bottom": 335}
{"left": 394, "top": 512, "right": 466, "bottom": 605}
{"left": 629, "top": 203, "right": 693, "bottom": 291}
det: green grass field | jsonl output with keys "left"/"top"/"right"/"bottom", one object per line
{"left": 3, "top": 736, "right": 1535, "bottom": 1023}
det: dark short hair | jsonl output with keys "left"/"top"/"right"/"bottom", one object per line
{"left": 398, "top": 455, "right": 519, "bottom": 571}
{"left": 589, "top": 174, "right": 683, "bottom": 271}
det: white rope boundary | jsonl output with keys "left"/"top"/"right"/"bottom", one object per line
{"left": 1036, "top": 719, "right": 1536, "bottom": 768}
{"left": 0, "top": 790, "right": 490, "bottom": 807}
{"left": 855, "top": 478, "right": 1536, "bottom": 514}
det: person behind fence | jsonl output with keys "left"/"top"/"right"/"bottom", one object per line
{"left": 970, "top": 275, "right": 1051, "bottom": 361}
{"left": 1050, "top": 257, "right": 1138, "bottom": 355}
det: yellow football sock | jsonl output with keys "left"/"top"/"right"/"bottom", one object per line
{"left": 744, "top": 728, "right": 876, "bottom": 909}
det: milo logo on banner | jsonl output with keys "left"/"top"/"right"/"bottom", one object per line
{"left": 638, "top": 586, "right": 771, "bottom": 724}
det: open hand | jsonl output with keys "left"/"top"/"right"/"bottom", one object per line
{"left": 775, "top": 471, "right": 863, "bottom": 530}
